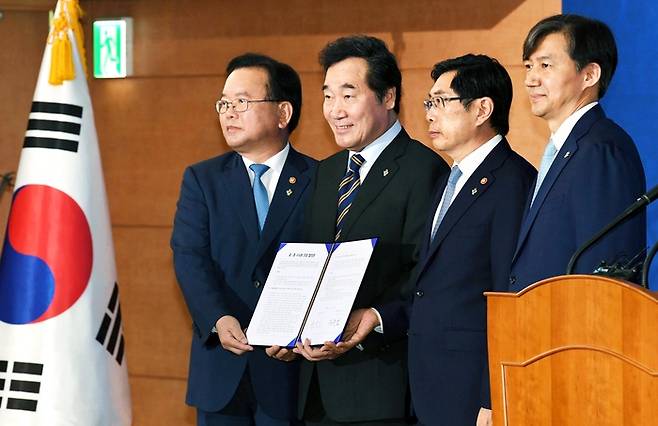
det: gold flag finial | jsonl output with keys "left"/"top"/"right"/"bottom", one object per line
{"left": 48, "top": 0, "right": 87, "bottom": 85}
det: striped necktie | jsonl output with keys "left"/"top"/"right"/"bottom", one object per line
{"left": 250, "top": 163, "right": 270, "bottom": 233}
{"left": 430, "top": 165, "right": 462, "bottom": 242}
{"left": 335, "top": 154, "right": 365, "bottom": 241}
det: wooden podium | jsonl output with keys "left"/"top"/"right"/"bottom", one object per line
{"left": 485, "top": 275, "right": 658, "bottom": 425}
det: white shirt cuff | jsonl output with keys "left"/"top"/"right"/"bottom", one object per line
{"left": 370, "top": 307, "right": 384, "bottom": 334}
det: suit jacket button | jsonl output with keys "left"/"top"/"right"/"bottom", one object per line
{"left": 254, "top": 280, "right": 261, "bottom": 289}
{"left": 415, "top": 290, "right": 424, "bottom": 297}
{"left": 509, "top": 276, "right": 516, "bottom": 285}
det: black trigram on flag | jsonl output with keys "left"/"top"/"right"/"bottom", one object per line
{"left": 96, "top": 282, "right": 126, "bottom": 366}
{"left": 0, "top": 360, "right": 43, "bottom": 412}
{"left": 24, "top": 101, "right": 83, "bottom": 153}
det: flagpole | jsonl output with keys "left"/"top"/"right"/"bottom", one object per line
{"left": 0, "top": 0, "right": 132, "bottom": 423}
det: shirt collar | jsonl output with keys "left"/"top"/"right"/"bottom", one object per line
{"left": 551, "top": 102, "right": 598, "bottom": 152}
{"left": 453, "top": 134, "right": 502, "bottom": 177}
{"left": 349, "top": 120, "right": 401, "bottom": 165}
{"left": 241, "top": 142, "right": 290, "bottom": 173}
{"left": 346, "top": 120, "right": 401, "bottom": 181}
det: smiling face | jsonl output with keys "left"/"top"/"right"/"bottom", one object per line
{"left": 523, "top": 32, "right": 598, "bottom": 132}
{"left": 219, "top": 67, "right": 285, "bottom": 160}
{"left": 322, "top": 57, "right": 395, "bottom": 152}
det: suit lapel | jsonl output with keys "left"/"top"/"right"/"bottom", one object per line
{"left": 417, "top": 174, "right": 448, "bottom": 260}
{"left": 313, "top": 151, "right": 348, "bottom": 241}
{"left": 417, "top": 140, "right": 511, "bottom": 276}
{"left": 512, "top": 106, "right": 604, "bottom": 262}
{"left": 255, "top": 148, "right": 311, "bottom": 262}
{"left": 221, "top": 153, "right": 260, "bottom": 242}
{"left": 339, "top": 131, "right": 408, "bottom": 239}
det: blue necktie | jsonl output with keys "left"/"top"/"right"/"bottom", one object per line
{"left": 531, "top": 139, "right": 557, "bottom": 206}
{"left": 250, "top": 163, "right": 270, "bottom": 232}
{"left": 431, "top": 165, "right": 462, "bottom": 242}
{"left": 335, "top": 154, "right": 365, "bottom": 241}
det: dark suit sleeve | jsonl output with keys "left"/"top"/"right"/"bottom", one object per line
{"left": 367, "top": 157, "right": 446, "bottom": 348}
{"left": 480, "top": 163, "right": 535, "bottom": 408}
{"left": 302, "top": 166, "right": 320, "bottom": 242}
{"left": 572, "top": 142, "right": 646, "bottom": 274}
{"left": 171, "top": 166, "right": 231, "bottom": 342}
{"left": 490, "top": 167, "right": 535, "bottom": 292}
{"left": 375, "top": 298, "right": 411, "bottom": 342}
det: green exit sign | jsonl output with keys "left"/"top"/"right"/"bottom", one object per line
{"left": 93, "top": 18, "right": 133, "bottom": 78}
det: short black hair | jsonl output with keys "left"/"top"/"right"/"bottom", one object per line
{"left": 430, "top": 54, "right": 513, "bottom": 136}
{"left": 522, "top": 14, "right": 617, "bottom": 99}
{"left": 226, "top": 53, "right": 302, "bottom": 132}
{"left": 319, "top": 35, "right": 402, "bottom": 114}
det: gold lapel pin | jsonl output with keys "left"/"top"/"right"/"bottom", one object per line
{"left": 289, "top": 176, "right": 297, "bottom": 184}
{"left": 480, "top": 177, "right": 488, "bottom": 185}
{"left": 383, "top": 169, "right": 389, "bottom": 177}
{"left": 471, "top": 188, "right": 478, "bottom": 196}
{"left": 286, "top": 189, "right": 293, "bottom": 196}
{"left": 564, "top": 151, "right": 571, "bottom": 159}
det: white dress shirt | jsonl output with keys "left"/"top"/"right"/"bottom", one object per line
{"left": 550, "top": 102, "right": 598, "bottom": 152}
{"left": 241, "top": 143, "right": 290, "bottom": 203}
{"left": 346, "top": 120, "right": 401, "bottom": 181}
{"left": 429, "top": 134, "right": 503, "bottom": 235}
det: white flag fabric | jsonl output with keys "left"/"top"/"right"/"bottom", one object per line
{"left": 0, "top": 1, "right": 132, "bottom": 424}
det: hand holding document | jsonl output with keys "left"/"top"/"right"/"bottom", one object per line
{"left": 246, "top": 238, "right": 376, "bottom": 347}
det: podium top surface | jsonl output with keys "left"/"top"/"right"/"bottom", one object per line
{"left": 485, "top": 274, "right": 658, "bottom": 302}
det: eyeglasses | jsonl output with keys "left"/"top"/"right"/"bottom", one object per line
{"left": 215, "top": 98, "right": 282, "bottom": 114}
{"left": 422, "top": 96, "right": 466, "bottom": 111}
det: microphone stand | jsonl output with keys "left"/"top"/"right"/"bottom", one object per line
{"left": 566, "top": 184, "right": 658, "bottom": 284}
{"left": 642, "top": 241, "right": 658, "bottom": 289}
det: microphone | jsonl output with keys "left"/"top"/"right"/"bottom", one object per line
{"left": 566, "top": 183, "right": 658, "bottom": 277}
{"left": 591, "top": 248, "right": 646, "bottom": 285}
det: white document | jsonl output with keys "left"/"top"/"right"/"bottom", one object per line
{"left": 246, "top": 238, "right": 376, "bottom": 347}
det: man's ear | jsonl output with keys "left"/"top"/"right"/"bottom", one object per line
{"left": 473, "top": 97, "right": 494, "bottom": 128}
{"left": 278, "top": 101, "right": 293, "bottom": 129}
{"left": 582, "top": 62, "right": 602, "bottom": 90}
{"left": 383, "top": 87, "right": 396, "bottom": 111}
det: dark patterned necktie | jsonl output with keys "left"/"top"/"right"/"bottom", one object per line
{"left": 335, "top": 154, "right": 365, "bottom": 241}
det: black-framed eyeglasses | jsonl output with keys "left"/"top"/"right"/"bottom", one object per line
{"left": 215, "top": 98, "right": 282, "bottom": 114}
{"left": 422, "top": 96, "right": 466, "bottom": 111}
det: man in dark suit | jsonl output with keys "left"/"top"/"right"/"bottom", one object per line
{"left": 291, "top": 35, "right": 447, "bottom": 425}
{"left": 509, "top": 14, "right": 646, "bottom": 291}
{"left": 171, "top": 53, "right": 316, "bottom": 426}
{"left": 337, "top": 54, "right": 536, "bottom": 425}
